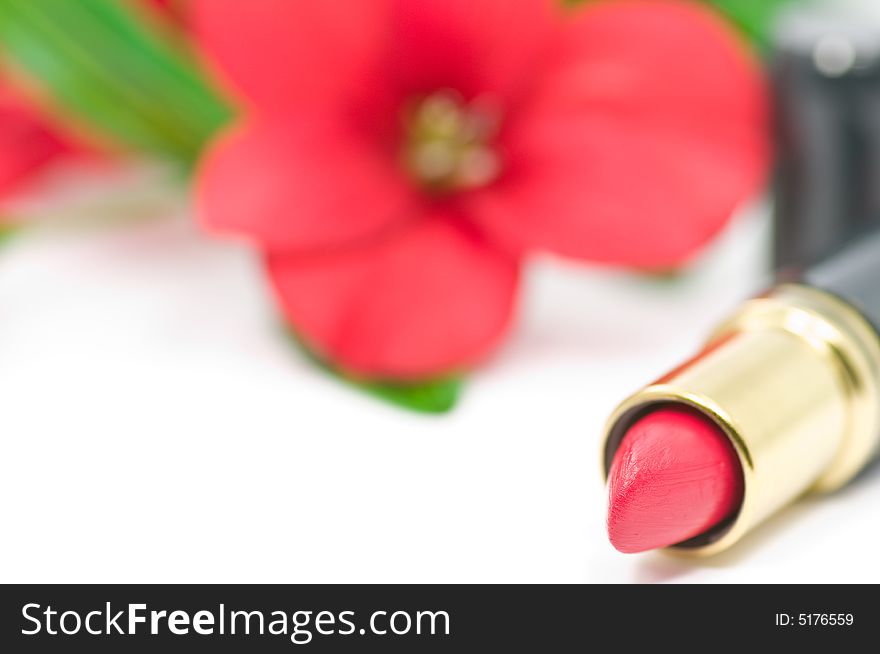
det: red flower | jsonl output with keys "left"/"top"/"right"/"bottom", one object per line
{"left": 194, "top": 0, "right": 767, "bottom": 379}
{"left": 0, "top": 80, "right": 73, "bottom": 201}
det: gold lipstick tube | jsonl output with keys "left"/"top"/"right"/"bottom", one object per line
{"left": 601, "top": 284, "right": 880, "bottom": 556}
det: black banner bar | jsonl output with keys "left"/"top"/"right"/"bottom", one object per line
{"left": 0, "top": 584, "right": 871, "bottom": 651}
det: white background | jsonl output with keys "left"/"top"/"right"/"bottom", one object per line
{"left": 2, "top": 168, "right": 879, "bottom": 584}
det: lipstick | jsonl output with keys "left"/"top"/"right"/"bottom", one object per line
{"left": 601, "top": 229, "right": 880, "bottom": 555}
{"left": 773, "top": 0, "right": 880, "bottom": 270}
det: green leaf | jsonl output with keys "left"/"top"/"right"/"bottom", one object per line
{"left": 0, "top": 223, "right": 16, "bottom": 246}
{"left": 639, "top": 268, "right": 687, "bottom": 283}
{"left": 703, "top": 0, "right": 799, "bottom": 49}
{"left": 288, "top": 331, "right": 463, "bottom": 414}
{"left": 350, "top": 376, "right": 463, "bottom": 414}
{"left": 0, "top": 0, "right": 231, "bottom": 165}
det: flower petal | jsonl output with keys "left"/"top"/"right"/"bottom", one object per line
{"left": 0, "top": 84, "right": 72, "bottom": 198}
{"left": 192, "top": 0, "right": 390, "bottom": 113}
{"left": 391, "top": 0, "right": 560, "bottom": 104}
{"left": 266, "top": 214, "right": 520, "bottom": 379}
{"left": 196, "top": 120, "right": 413, "bottom": 251}
{"left": 470, "top": 0, "right": 769, "bottom": 268}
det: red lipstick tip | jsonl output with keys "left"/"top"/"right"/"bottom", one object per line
{"left": 607, "top": 406, "right": 744, "bottom": 554}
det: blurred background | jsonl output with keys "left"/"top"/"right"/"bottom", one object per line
{"left": 1, "top": 0, "right": 880, "bottom": 583}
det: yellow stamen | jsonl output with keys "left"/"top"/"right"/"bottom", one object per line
{"left": 403, "top": 90, "right": 502, "bottom": 193}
